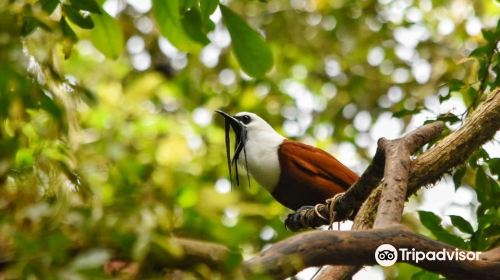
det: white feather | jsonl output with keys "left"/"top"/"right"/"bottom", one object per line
{"left": 235, "top": 112, "right": 285, "bottom": 192}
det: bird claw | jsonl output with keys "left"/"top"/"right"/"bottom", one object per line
{"left": 284, "top": 205, "right": 314, "bottom": 231}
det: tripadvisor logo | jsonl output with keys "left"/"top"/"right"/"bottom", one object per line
{"left": 375, "top": 244, "right": 398, "bottom": 266}
{"left": 374, "top": 244, "right": 481, "bottom": 267}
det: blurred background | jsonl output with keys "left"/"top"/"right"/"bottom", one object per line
{"left": 0, "top": 0, "right": 499, "bottom": 279}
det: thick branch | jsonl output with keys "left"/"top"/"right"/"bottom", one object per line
{"left": 315, "top": 119, "right": 444, "bottom": 280}
{"left": 285, "top": 121, "right": 444, "bottom": 230}
{"left": 316, "top": 89, "right": 500, "bottom": 279}
{"left": 374, "top": 121, "right": 444, "bottom": 228}
{"left": 274, "top": 89, "right": 500, "bottom": 279}
{"left": 243, "top": 226, "right": 500, "bottom": 280}
{"left": 286, "top": 88, "right": 499, "bottom": 230}
{"left": 357, "top": 88, "right": 500, "bottom": 230}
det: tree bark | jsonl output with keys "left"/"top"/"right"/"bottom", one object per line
{"left": 286, "top": 89, "right": 500, "bottom": 231}
{"left": 300, "top": 89, "right": 500, "bottom": 279}
{"left": 243, "top": 226, "right": 500, "bottom": 280}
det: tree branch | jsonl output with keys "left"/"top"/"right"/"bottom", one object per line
{"left": 284, "top": 120, "right": 444, "bottom": 230}
{"left": 243, "top": 226, "right": 500, "bottom": 280}
{"left": 265, "top": 88, "right": 500, "bottom": 279}
{"left": 374, "top": 121, "right": 443, "bottom": 228}
{"left": 285, "top": 88, "right": 499, "bottom": 230}
{"left": 315, "top": 89, "right": 500, "bottom": 279}
{"left": 349, "top": 88, "right": 500, "bottom": 234}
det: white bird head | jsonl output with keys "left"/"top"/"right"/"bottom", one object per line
{"left": 233, "top": 112, "right": 277, "bottom": 136}
{"left": 216, "top": 110, "right": 284, "bottom": 189}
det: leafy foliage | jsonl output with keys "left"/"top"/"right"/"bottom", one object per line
{"left": 220, "top": 4, "right": 273, "bottom": 78}
{"left": 90, "top": 11, "right": 124, "bottom": 59}
{"left": 418, "top": 211, "right": 467, "bottom": 249}
{"left": 0, "top": 0, "right": 499, "bottom": 279}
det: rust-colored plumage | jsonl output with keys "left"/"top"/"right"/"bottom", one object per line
{"left": 272, "top": 140, "right": 358, "bottom": 210}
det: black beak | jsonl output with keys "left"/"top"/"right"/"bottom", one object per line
{"left": 215, "top": 110, "right": 243, "bottom": 139}
{"left": 216, "top": 110, "right": 249, "bottom": 187}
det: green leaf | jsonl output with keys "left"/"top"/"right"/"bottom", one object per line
{"left": 59, "top": 17, "right": 77, "bottom": 58}
{"left": 15, "top": 148, "right": 34, "bottom": 168}
{"left": 448, "top": 79, "right": 464, "bottom": 92}
{"left": 181, "top": 8, "right": 210, "bottom": 45}
{"left": 483, "top": 225, "right": 500, "bottom": 238}
{"left": 90, "top": 11, "right": 124, "bottom": 59}
{"left": 475, "top": 167, "right": 492, "bottom": 206}
{"left": 436, "top": 113, "right": 460, "bottom": 124}
{"left": 463, "top": 87, "right": 478, "bottom": 108}
{"left": 47, "top": 232, "right": 71, "bottom": 263}
{"left": 468, "top": 148, "right": 489, "bottom": 168}
{"left": 152, "top": 0, "right": 200, "bottom": 52}
{"left": 69, "top": 0, "right": 102, "bottom": 14}
{"left": 469, "top": 46, "right": 488, "bottom": 58}
{"left": 21, "top": 16, "right": 39, "bottom": 36}
{"left": 482, "top": 30, "right": 496, "bottom": 42}
{"left": 40, "top": 0, "right": 60, "bottom": 14}
{"left": 478, "top": 55, "right": 489, "bottom": 81}
{"left": 223, "top": 249, "right": 243, "bottom": 270}
{"left": 418, "top": 211, "right": 467, "bottom": 248}
{"left": 40, "top": 91, "right": 63, "bottom": 119}
{"left": 450, "top": 215, "right": 474, "bottom": 234}
{"left": 64, "top": 5, "right": 94, "bottom": 29}
{"left": 475, "top": 167, "right": 489, "bottom": 188}
{"left": 489, "top": 175, "right": 500, "bottom": 199}
{"left": 418, "top": 210, "right": 442, "bottom": 231}
{"left": 220, "top": 5, "right": 273, "bottom": 78}
{"left": 200, "top": 0, "right": 218, "bottom": 30}
{"left": 488, "top": 158, "right": 500, "bottom": 177}
{"left": 493, "top": 58, "right": 500, "bottom": 87}
{"left": 435, "top": 229, "right": 467, "bottom": 249}
{"left": 452, "top": 165, "right": 466, "bottom": 189}
{"left": 392, "top": 107, "right": 422, "bottom": 118}
{"left": 60, "top": 17, "right": 78, "bottom": 41}
{"left": 478, "top": 214, "right": 498, "bottom": 231}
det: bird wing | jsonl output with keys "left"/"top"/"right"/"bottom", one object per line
{"left": 278, "top": 140, "right": 358, "bottom": 192}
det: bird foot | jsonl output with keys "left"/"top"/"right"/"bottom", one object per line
{"left": 284, "top": 205, "right": 314, "bottom": 231}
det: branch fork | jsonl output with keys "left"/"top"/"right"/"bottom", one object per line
{"left": 285, "top": 120, "right": 443, "bottom": 231}
{"left": 255, "top": 89, "right": 500, "bottom": 279}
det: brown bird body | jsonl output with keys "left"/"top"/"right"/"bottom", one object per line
{"left": 274, "top": 140, "right": 358, "bottom": 210}
{"left": 216, "top": 111, "right": 358, "bottom": 211}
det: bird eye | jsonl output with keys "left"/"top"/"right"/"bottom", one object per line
{"left": 240, "top": 115, "right": 251, "bottom": 125}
